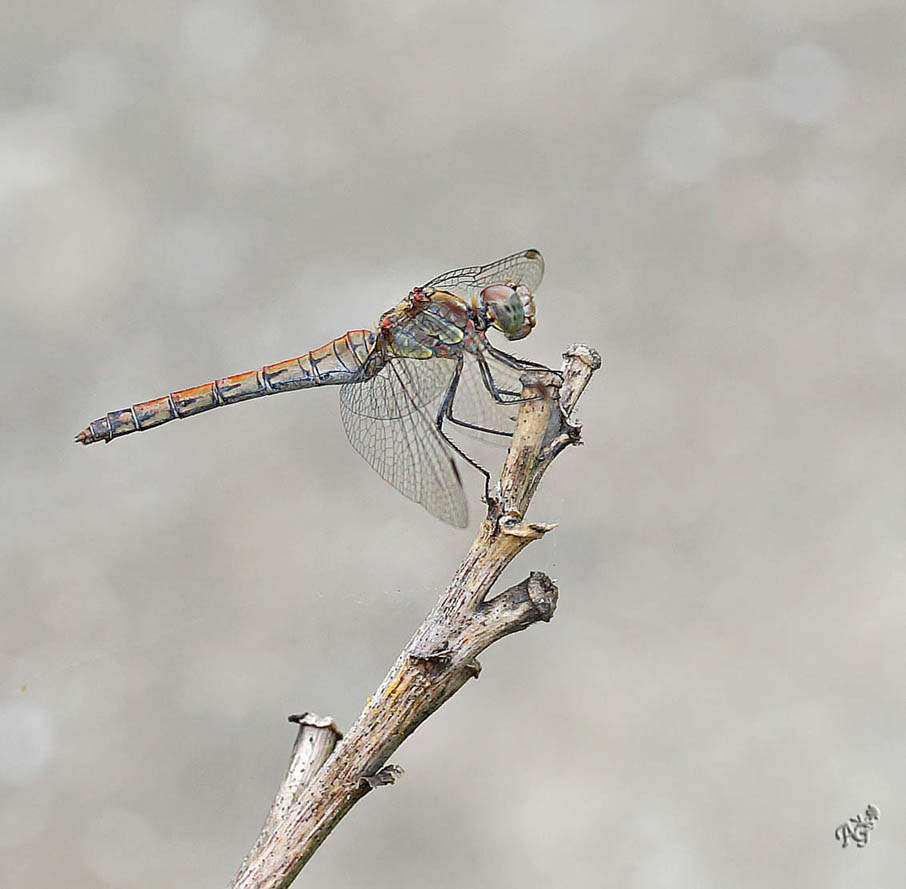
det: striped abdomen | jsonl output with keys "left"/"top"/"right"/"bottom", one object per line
{"left": 76, "top": 329, "right": 378, "bottom": 445}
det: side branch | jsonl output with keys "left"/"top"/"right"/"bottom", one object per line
{"left": 230, "top": 345, "right": 601, "bottom": 889}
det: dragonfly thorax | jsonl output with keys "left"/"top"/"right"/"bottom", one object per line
{"left": 479, "top": 283, "right": 536, "bottom": 340}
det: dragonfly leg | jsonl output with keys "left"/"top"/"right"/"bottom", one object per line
{"left": 483, "top": 342, "right": 553, "bottom": 373}
{"left": 434, "top": 359, "right": 496, "bottom": 505}
{"left": 445, "top": 416, "right": 511, "bottom": 437}
{"left": 432, "top": 349, "right": 559, "bottom": 510}
{"left": 442, "top": 356, "right": 514, "bottom": 439}
{"left": 482, "top": 344, "right": 565, "bottom": 406}
{"left": 475, "top": 352, "right": 540, "bottom": 408}
{"left": 440, "top": 349, "right": 548, "bottom": 439}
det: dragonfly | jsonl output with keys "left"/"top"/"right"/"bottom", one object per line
{"left": 76, "top": 248, "right": 548, "bottom": 527}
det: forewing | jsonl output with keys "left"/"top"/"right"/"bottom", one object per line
{"left": 339, "top": 357, "right": 468, "bottom": 528}
{"left": 424, "top": 248, "right": 544, "bottom": 300}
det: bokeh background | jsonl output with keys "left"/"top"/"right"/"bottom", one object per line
{"left": 2, "top": 1, "right": 904, "bottom": 886}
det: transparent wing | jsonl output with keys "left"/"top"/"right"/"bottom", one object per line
{"left": 424, "top": 248, "right": 544, "bottom": 300}
{"left": 347, "top": 352, "right": 455, "bottom": 418}
{"left": 339, "top": 357, "right": 468, "bottom": 528}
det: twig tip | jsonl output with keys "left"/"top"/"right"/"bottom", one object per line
{"left": 527, "top": 572, "right": 559, "bottom": 621}
{"left": 563, "top": 344, "right": 602, "bottom": 369}
{"left": 287, "top": 712, "right": 344, "bottom": 739}
{"left": 498, "top": 514, "right": 557, "bottom": 539}
{"left": 362, "top": 764, "right": 405, "bottom": 789}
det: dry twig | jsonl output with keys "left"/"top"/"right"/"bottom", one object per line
{"left": 231, "top": 344, "right": 601, "bottom": 889}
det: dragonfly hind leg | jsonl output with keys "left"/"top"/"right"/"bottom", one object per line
{"left": 434, "top": 352, "right": 560, "bottom": 510}
{"left": 434, "top": 359, "right": 498, "bottom": 506}
{"left": 440, "top": 351, "right": 545, "bottom": 442}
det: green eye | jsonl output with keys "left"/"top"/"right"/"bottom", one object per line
{"left": 496, "top": 301, "right": 525, "bottom": 334}
{"left": 481, "top": 284, "right": 535, "bottom": 341}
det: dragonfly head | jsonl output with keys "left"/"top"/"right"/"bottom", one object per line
{"left": 480, "top": 284, "right": 536, "bottom": 340}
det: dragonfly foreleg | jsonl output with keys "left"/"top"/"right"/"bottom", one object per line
{"left": 483, "top": 343, "right": 552, "bottom": 373}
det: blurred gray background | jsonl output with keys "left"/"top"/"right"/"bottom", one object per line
{"left": 2, "top": 0, "right": 904, "bottom": 886}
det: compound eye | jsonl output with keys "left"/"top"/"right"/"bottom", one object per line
{"left": 481, "top": 284, "right": 533, "bottom": 340}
